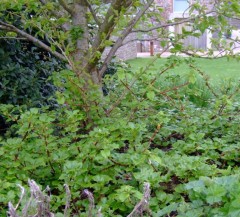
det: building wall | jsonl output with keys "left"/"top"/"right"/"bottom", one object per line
{"left": 229, "top": 18, "right": 240, "bottom": 29}
{"left": 115, "top": 33, "right": 137, "bottom": 60}
{"left": 103, "top": 33, "right": 137, "bottom": 61}
{"left": 154, "top": 0, "right": 172, "bottom": 20}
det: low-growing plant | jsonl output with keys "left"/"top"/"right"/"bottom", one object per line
{"left": 1, "top": 56, "right": 240, "bottom": 216}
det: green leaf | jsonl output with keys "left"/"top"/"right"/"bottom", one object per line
{"left": 30, "top": 108, "right": 38, "bottom": 114}
{"left": 57, "top": 96, "right": 65, "bottom": 105}
{"left": 117, "top": 192, "right": 130, "bottom": 202}
{"left": 100, "top": 150, "right": 111, "bottom": 158}
{"left": 188, "top": 73, "right": 196, "bottom": 84}
{"left": 146, "top": 91, "right": 155, "bottom": 100}
{"left": 150, "top": 154, "right": 162, "bottom": 165}
{"left": 156, "top": 203, "right": 179, "bottom": 216}
{"left": 206, "top": 185, "right": 226, "bottom": 205}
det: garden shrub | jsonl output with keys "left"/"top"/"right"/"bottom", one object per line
{"left": 0, "top": 38, "right": 64, "bottom": 107}
{"left": 1, "top": 57, "right": 240, "bottom": 216}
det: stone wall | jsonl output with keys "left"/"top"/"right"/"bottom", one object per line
{"left": 103, "top": 33, "right": 137, "bottom": 61}
{"left": 154, "top": 0, "right": 172, "bottom": 20}
{"left": 229, "top": 18, "right": 240, "bottom": 29}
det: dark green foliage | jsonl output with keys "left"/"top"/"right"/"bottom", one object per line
{"left": 0, "top": 38, "right": 64, "bottom": 107}
{"left": 70, "top": 26, "right": 84, "bottom": 42}
{"left": 0, "top": 115, "right": 8, "bottom": 135}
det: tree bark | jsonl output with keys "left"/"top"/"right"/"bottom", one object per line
{"left": 85, "top": 0, "right": 133, "bottom": 82}
{"left": 72, "top": 0, "right": 89, "bottom": 71}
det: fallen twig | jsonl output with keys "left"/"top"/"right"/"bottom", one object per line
{"left": 127, "top": 182, "right": 151, "bottom": 217}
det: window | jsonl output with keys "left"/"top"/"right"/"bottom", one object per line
{"left": 174, "top": 0, "right": 189, "bottom": 12}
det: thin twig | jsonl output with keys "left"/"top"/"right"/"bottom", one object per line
{"left": 84, "top": 0, "right": 101, "bottom": 26}
{"left": 97, "top": 207, "right": 103, "bottom": 217}
{"left": 0, "top": 37, "right": 27, "bottom": 40}
{"left": 106, "top": 56, "right": 160, "bottom": 116}
{"left": 189, "top": 64, "right": 218, "bottom": 98}
{"left": 159, "top": 82, "right": 189, "bottom": 95}
{"left": 132, "top": 10, "right": 215, "bottom": 33}
{"left": 83, "top": 189, "right": 95, "bottom": 217}
{"left": 8, "top": 202, "right": 19, "bottom": 217}
{"left": 149, "top": 124, "right": 162, "bottom": 144}
{"left": 64, "top": 184, "right": 71, "bottom": 217}
{"left": 58, "top": 0, "right": 74, "bottom": 15}
{"left": 127, "top": 183, "right": 151, "bottom": 217}
{"left": 0, "top": 21, "right": 66, "bottom": 62}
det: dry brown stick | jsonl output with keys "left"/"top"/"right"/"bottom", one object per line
{"left": 7, "top": 186, "right": 25, "bottom": 217}
{"left": 7, "top": 202, "right": 19, "bottom": 217}
{"left": 149, "top": 124, "right": 162, "bottom": 144}
{"left": 82, "top": 189, "right": 95, "bottom": 217}
{"left": 159, "top": 82, "right": 189, "bottom": 95}
{"left": 120, "top": 80, "right": 138, "bottom": 98}
{"left": 127, "top": 183, "right": 151, "bottom": 217}
{"left": 64, "top": 184, "right": 71, "bottom": 217}
{"left": 0, "top": 21, "right": 66, "bottom": 62}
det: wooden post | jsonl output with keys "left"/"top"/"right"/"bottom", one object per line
{"left": 150, "top": 41, "right": 154, "bottom": 56}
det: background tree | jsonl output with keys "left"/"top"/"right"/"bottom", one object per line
{"left": 1, "top": 0, "right": 235, "bottom": 88}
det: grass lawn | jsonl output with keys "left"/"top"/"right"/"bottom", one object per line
{"left": 127, "top": 57, "right": 240, "bottom": 83}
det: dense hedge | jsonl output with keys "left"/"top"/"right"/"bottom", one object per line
{"left": 0, "top": 38, "right": 64, "bottom": 107}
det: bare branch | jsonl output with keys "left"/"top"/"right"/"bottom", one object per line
{"left": 99, "top": 0, "right": 154, "bottom": 76}
{"left": 127, "top": 183, "right": 151, "bottom": 217}
{"left": 121, "top": 36, "right": 167, "bottom": 47}
{"left": 64, "top": 184, "right": 71, "bottom": 217}
{"left": 189, "top": 64, "right": 218, "bottom": 97}
{"left": 0, "top": 37, "right": 27, "bottom": 40}
{"left": 133, "top": 19, "right": 193, "bottom": 33}
{"left": 83, "top": 0, "right": 134, "bottom": 73}
{"left": 84, "top": 0, "right": 101, "bottom": 26}
{"left": 82, "top": 189, "right": 95, "bottom": 217}
{"left": 133, "top": 10, "right": 215, "bottom": 33}
{"left": 92, "top": 0, "right": 132, "bottom": 52}
{"left": 0, "top": 21, "right": 67, "bottom": 62}
{"left": 59, "top": 0, "right": 74, "bottom": 15}
{"left": 105, "top": 55, "right": 159, "bottom": 116}
{"left": 8, "top": 202, "right": 19, "bottom": 217}
{"left": 39, "top": 0, "right": 47, "bottom": 4}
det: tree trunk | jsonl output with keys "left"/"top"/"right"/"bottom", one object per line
{"left": 71, "top": 0, "right": 103, "bottom": 95}
{"left": 72, "top": 1, "right": 89, "bottom": 69}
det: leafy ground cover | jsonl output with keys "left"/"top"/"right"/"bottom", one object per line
{"left": 1, "top": 56, "right": 240, "bottom": 216}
